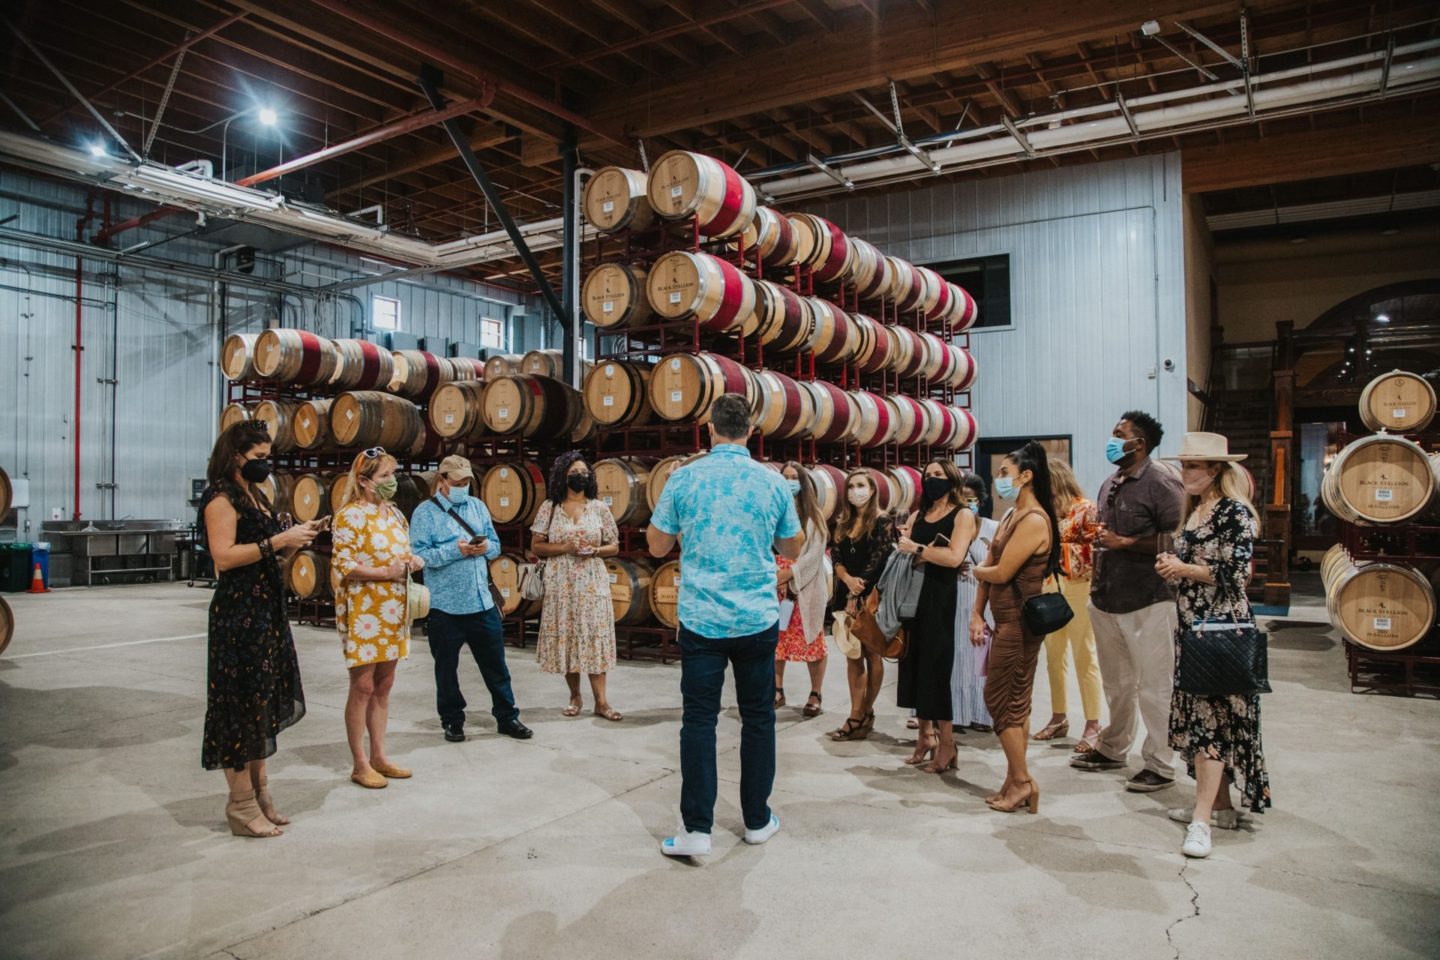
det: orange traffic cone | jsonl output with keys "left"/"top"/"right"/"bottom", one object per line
{"left": 28, "top": 562, "right": 49, "bottom": 594}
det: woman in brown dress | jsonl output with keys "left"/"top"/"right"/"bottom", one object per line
{"left": 972, "top": 441, "right": 1060, "bottom": 814}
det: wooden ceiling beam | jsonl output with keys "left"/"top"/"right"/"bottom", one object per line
{"left": 327, "top": 120, "right": 513, "bottom": 200}
{"left": 588, "top": 0, "right": 703, "bottom": 66}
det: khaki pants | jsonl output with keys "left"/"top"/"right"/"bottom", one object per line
{"left": 1043, "top": 577, "right": 1102, "bottom": 718}
{"left": 1089, "top": 599, "right": 1176, "bottom": 778}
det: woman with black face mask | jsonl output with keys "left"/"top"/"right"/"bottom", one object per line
{"left": 894, "top": 459, "right": 976, "bottom": 774}
{"left": 200, "top": 420, "right": 321, "bottom": 837}
{"left": 532, "top": 452, "right": 623, "bottom": 720}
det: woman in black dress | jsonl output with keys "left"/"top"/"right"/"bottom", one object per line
{"left": 828, "top": 470, "right": 897, "bottom": 741}
{"left": 894, "top": 460, "right": 976, "bottom": 773}
{"left": 201, "top": 421, "right": 321, "bottom": 837}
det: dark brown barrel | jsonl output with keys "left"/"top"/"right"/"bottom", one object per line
{"left": 649, "top": 560, "right": 682, "bottom": 628}
{"left": 268, "top": 470, "right": 297, "bottom": 517}
{"left": 648, "top": 352, "right": 760, "bottom": 424}
{"left": 647, "top": 250, "right": 756, "bottom": 334}
{"left": 387, "top": 350, "right": 451, "bottom": 397}
{"left": 221, "top": 333, "right": 260, "bottom": 381}
{"left": 329, "top": 391, "right": 423, "bottom": 451}
{"left": 481, "top": 461, "right": 546, "bottom": 526}
{"left": 583, "top": 360, "right": 653, "bottom": 427}
{"left": 253, "top": 329, "right": 339, "bottom": 386}
{"left": 253, "top": 400, "right": 302, "bottom": 452}
{"left": 429, "top": 380, "right": 490, "bottom": 443}
{"left": 1359, "top": 370, "right": 1436, "bottom": 433}
{"left": 595, "top": 457, "right": 656, "bottom": 527}
{"left": 329, "top": 338, "right": 396, "bottom": 391}
{"left": 292, "top": 398, "right": 335, "bottom": 451}
{"left": 606, "top": 557, "right": 656, "bottom": 625}
{"left": 646, "top": 150, "right": 756, "bottom": 239}
{"left": 289, "top": 549, "right": 331, "bottom": 599}
{"left": 583, "top": 166, "right": 654, "bottom": 233}
{"left": 482, "top": 375, "right": 586, "bottom": 439}
{"left": 582, "top": 263, "right": 651, "bottom": 330}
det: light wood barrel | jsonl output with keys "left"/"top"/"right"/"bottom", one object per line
{"left": 809, "top": 216, "right": 853, "bottom": 284}
{"left": 1359, "top": 370, "right": 1436, "bottom": 433}
{"left": 647, "top": 453, "right": 704, "bottom": 511}
{"left": 930, "top": 281, "right": 976, "bottom": 332}
{"left": 867, "top": 467, "right": 898, "bottom": 513}
{"left": 253, "top": 329, "right": 338, "bottom": 386}
{"left": 484, "top": 354, "right": 523, "bottom": 380}
{"left": 889, "top": 465, "right": 923, "bottom": 516}
{"left": 329, "top": 338, "right": 396, "bottom": 391}
{"left": 1323, "top": 549, "right": 1436, "bottom": 651}
{"left": 582, "top": 262, "right": 651, "bottom": 330}
{"left": 490, "top": 553, "right": 543, "bottom": 618}
{"left": 891, "top": 326, "right": 927, "bottom": 379}
{"left": 445, "top": 356, "right": 485, "bottom": 382}
{"left": 0, "top": 595, "right": 12, "bottom": 658}
{"left": 805, "top": 380, "right": 857, "bottom": 444}
{"left": 291, "top": 473, "right": 333, "bottom": 522}
{"left": 788, "top": 213, "right": 832, "bottom": 269}
{"left": 267, "top": 470, "right": 296, "bottom": 517}
{"left": 429, "top": 380, "right": 490, "bottom": 443}
{"left": 856, "top": 318, "right": 894, "bottom": 374}
{"left": 221, "top": 333, "right": 260, "bottom": 381}
{"left": 914, "top": 265, "right": 946, "bottom": 319}
{"left": 648, "top": 352, "right": 760, "bottom": 424}
{"left": 889, "top": 395, "right": 925, "bottom": 447}
{"left": 1322, "top": 435, "right": 1438, "bottom": 524}
{"left": 329, "top": 474, "right": 353, "bottom": 515}
{"left": 292, "top": 398, "right": 334, "bottom": 450}
{"left": 853, "top": 242, "right": 892, "bottom": 300}
{"left": 253, "top": 399, "right": 301, "bottom": 452}
{"left": 953, "top": 284, "right": 979, "bottom": 331}
{"left": 583, "top": 360, "right": 653, "bottom": 427}
{"left": 917, "top": 332, "right": 948, "bottom": 380}
{"left": 740, "top": 205, "right": 798, "bottom": 268}
{"left": 388, "top": 350, "right": 451, "bottom": 398}
{"left": 849, "top": 313, "right": 880, "bottom": 370}
{"left": 916, "top": 399, "right": 949, "bottom": 447}
{"left": 583, "top": 166, "right": 654, "bottom": 233}
{"left": 940, "top": 405, "right": 979, "bottom": 451}
{"left": 647, "top": 250, "right": 755, "bottom": 334}
{"left": 649, "top": 560, "right": 682, "bottom": 628}
{"left": 220, "top": 403, "right": 252, "bottom": 434}
{"left": 606, "top": 557, "right": 656, "bottom": 625}
{"left": 936, "top": 345, "right": 978, "bottom": 391}
{"left": 754, "top": 369, "right": 815, "bottom": 439}
{"left": 522, "top": 349, "right": 563, "bottom": 380}
{"left": 481, "top": 461, "right": 546, "bottom": 526}
{"left": 808, "top": 298, "right": 859, "bottom": 365}
{"left": 289, "top": 549, "right": 331, "bottom": 599}
{"left": 888, "top": 258, "right": 923, "bottom": 312}
{"left": 753, "top": 280, "right": 812, "bottom": 354}
{"left": 595, "top": 457, "right": 656, "bottom": 527}
{"left": 808, "top": 463, "right": 847, "bottom": 522}
{"left": 850, "top": 391, "right": 896, "bottom": 448}
{"left": 482, "top": 375, "right": 586, "bottom": 439}
{"left": 329, "top": 391, "right": 423, "bottom": 451}
{"left": 646, "top": 150, "right": 756, "bottom": 240}
{"left": 0, "top": 466, "right": 11, "bottom": 522}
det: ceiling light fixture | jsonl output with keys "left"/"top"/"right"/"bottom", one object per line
{"left": 1375, "top": 313, "right": 1390, "bottom": 323}
{"left": 88, "top": 143, "right": 106, "bottom": 157}
{"left": 258, "top": 107, "right": 279, "bottom": 127}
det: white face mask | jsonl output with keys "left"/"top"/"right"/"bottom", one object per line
{"left": 1182, "top": 467, "right": 1217, "bottom": 496}
{"left": 847, "top": 488, "right": 872, "bottom": 506}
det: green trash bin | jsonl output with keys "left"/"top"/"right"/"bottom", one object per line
{"left": 2, "top": 543, "right": 33, "bottom": 592}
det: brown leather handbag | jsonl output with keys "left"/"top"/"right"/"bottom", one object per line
{"left": 849, "top": 587, "right": 907, "bottom": 661}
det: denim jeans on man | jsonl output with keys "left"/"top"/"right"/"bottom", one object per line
{"left": 678, "top": 622, "right": 779, "bottom": 835}
{"left": 427, "top": 606, "right": 518, "bottom": 728}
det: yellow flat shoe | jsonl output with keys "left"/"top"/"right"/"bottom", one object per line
{"left": 351, "top": 769, "right": 388, "bottom": 789}
{"left": 371, "top": 761, "right": 412, "bottom": 779}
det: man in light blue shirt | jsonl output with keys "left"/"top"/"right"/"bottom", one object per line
{"left": 648, "top": 393, "right": 805, "bottom": 857}
{"left": 410, "top": 455, "right": 532, "bottom": 743}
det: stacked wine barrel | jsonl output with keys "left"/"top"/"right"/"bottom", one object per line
{"left": 1321, "top": 544, "right": 1437, "bottom": 652}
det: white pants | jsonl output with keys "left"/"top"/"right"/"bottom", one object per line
{"left": 1089, "top": 600, "right": 1176, "bottom": 778}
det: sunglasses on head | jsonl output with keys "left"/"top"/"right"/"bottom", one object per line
{"left": 363, "top": 446, "right": 387, "bottom": 459}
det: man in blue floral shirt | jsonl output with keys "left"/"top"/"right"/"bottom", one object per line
{"left": 648, "top": 393, "right": 805, "bottom": 858}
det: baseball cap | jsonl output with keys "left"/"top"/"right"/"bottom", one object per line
{"left": 438, "top": 455, "right": 474, "bottom": 481}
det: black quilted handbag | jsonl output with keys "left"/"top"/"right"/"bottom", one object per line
{"left": 1177, "top": 621, "right": 1272, "bottom": 696}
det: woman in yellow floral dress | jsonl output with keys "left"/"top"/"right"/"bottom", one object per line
{"left": 332, "top": 448, "right": 423, "bottom": 789}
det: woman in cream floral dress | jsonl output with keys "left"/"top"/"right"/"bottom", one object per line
{"left": 531, "top": 452, "right": 622, "bottom": 720}
{"left": 332, "top": 448, "right": 423, "bottom": 789}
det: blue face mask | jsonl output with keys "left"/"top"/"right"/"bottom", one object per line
{"left": 1106, "top": 437, "right": 1132, "bottom": 464}
{"left": 787, "top": 479, "right": 802, "bottom": 495}
{"left": 968, "top": 502, "right": 980, "bottom": 515}
{"left": 994, "top": 477, "right": 1017, "bottom": 501}
{"left": 445, "top": 484, "right": 468, "bottom": 505}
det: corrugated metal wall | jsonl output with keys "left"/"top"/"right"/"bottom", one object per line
{"left": 0, "top": 171, "right": 547, "bottom": 535}
{"left": 807, "top": 153, "right": 1189, "bottom": 499}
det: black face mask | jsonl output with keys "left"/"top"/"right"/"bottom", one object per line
{"left": 566, "top": 474, "right": 589, "bottom": 493}
{"left": 240, "top": 458, "right": 273, "bottom": 483}
{"left": 922, "top": 476, "right": 951, "bottom": 503}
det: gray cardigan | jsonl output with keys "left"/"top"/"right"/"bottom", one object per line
{"left": 874, "top": 548, "right": 924, "bottom": 639}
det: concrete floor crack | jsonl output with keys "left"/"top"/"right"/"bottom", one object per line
{"left": 1165, "top": 860, "right": 1201, "bottom": 959}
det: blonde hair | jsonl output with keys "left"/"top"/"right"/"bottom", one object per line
{"left": 1047, "top": 457, "right": 1085, "bottom": 510}
{"left": 1178, "top": 461, "right": 1258, "bottom": 531}
{"left": 833, "top": 468, "right": 881, "bottom": 541}
{"left": 340, "top": 449, "right": 399, "bottom": 509}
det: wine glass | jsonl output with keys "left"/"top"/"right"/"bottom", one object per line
{"left": 1157, "top": 532, "right": 1175, "bottom": 558}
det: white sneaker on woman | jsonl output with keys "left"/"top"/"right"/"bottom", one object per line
{"left": 1182, "top": 821, "right": 1213, "bottom": 858}
{"left": 1168, "top": 807, "right": 1240, "bottom": 830}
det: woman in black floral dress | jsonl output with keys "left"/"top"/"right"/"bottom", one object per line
{"left": 201, "top": 421, "right": 321, "bottom": 837}
{"left": 1156, "top": 433, "right": 1272, "bottom": 860}
{"left": 828, "top": 469, "right": 897, "bottom": 742}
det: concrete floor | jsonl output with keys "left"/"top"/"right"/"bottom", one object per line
{"left": 0, "top": 576, "right": 1437, "bottom": 960}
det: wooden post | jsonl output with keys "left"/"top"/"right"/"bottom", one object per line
{"left": 1266, "top": 320, "right": 1295, "bottom": 607}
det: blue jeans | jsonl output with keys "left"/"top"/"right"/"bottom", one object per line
{"left": 426, "top": 606, "right": 519, "bottom": 727}
{"left": 677, "top": 621, "right": 779, "bottom": 835}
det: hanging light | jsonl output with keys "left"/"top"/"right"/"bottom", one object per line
{"left": 258, "top": 106, "right": 279, "bottom": 127}
{"left": 88, "top": 143, "right": 106, "bottom": 157}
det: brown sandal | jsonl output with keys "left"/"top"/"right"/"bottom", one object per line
{"left": 829, "top": 715, "right": 869, "bottom": 741}
{"left": 1031, "top": 719, "right": 1070, "bottom": 742}
{"left": 801, "top": 691, "right": 823, "bottom": 719}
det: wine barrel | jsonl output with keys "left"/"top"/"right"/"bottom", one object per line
{"left": 647, "top": 453, "right": 704, "bottom": 511}
{"left": 889, "top": 394, "right": 925, "bottom": 447}
{"left": 291, "top": 473, "right": 334, "bottom": 522}
{"left": 849, "top": 313, "right": 880, "bottom": 371}
{"left": 916, "top": 399, "right": 950, "bottom": 447}
{"left": 648, "top": 352, "right": 760, "bottom": 424}
{"left": 484, "top": 354, "right": 524, "bottom": 380}
{"left": 583, "top": 166, "right": 654, "bottom": 233}
{"left": 804, "top": 380, "right": 858, "bottom": 444}
{"left": 582, "top": 262, "right": 651, "bottom": 330}
{"left": 937, "top": 346, "right": 978, "bottom": 391}
{"left": 219, "top": 403, "right": 252, "bottom": 434}
{"left": 253, "top": 399, "right": 301, "bottom": 453}
{"left": 1359, "top": 370, "right": 1436, "bottom": 433}
{"left": 0, "top": 595, "right": 12, "bottom": 658}
{"left": 931, "top": 282, "right": 977, "bottom": 333}
{"left": 914, "top": 265, "right": 946, "bottom": 319}
{"left": 753, "top": 280, "right": 812, "bottom": 355}
{"left": 739, "top": 206, "right": 798, "bottom": 268}
{"left": 289, "top": 549, "right": 331, "bottom": 599}
{"left": 891, "top": 326, "right": 926, "bottom": 379}
{"left": 253, "top": 329, "right": 339, "bottom": 386}
{"left": 445, "top": 356, "right": 485, "bottom": 382}
{"left": 935, "top": 405, "right": 979, "bottom": 451}
{"left": 647, "top": 250, "right": 756, "bottom": 334}
{"left": 809, "top": 463, "right": 847, "bottom": 522}
{"left": 221, "top": 332, "right": 260, "bottom": 381}
{"left": 292, "top": 398, "right": 335, "bottom": 451}
{"left": 867, "top": 467, "right": 898, "bottom": 513}
{"left": 490, "top": 553, "right": 543, "bottom": 618}
{"left": 854, "top": 242, "right": 892, "bottom": 301}
{"left": 646, "top": 150, "right": 756, "bottom": 240}
{"left": 330, "top": 391, "right": 423, "bottom": 451}
{"left": 329, "top": 475, "right": 354, "bottom": 515}
{"left": 953, "top": 284, "right": 979, "bottom": 332}
{"left": 329, "top": 338, "right": 396, "bottom": 391}
{"left": 856, "top": 320, "right": 895, "bottom": 374}
{"left": 851, "top": 391, "right": 897, "bottom": 448}
{"left": 649, "top": 560, "right": 683, "bottom": 628}
{"left": 393, "top": 471, "right": 436, "bottom": 520}
{"left": 429, "top": 380, "right": 490, "bottom": 443}
{"left": 848, "top": 239, "right": 885, "bottom": 298}
{"left": 1323, "top": 548, "right": 1436, "bottom": 651}
{"left": 1322, "top": 435, "right": 1439, "bottom": 524}
{"left": 916, "top": 332, "right": 948, "bottom": 380}
{"left": 810, "top": 217, "right": 853, "bottom": 284}
{"left": 583, "top": 360, "right": 653, "bottom": 427}
{"left": 521, "top": 349, "right": 559, "bottom": 380}
{"left": 265, "top": 470, "right": 296, "bottom": 517}
{"left": 595, "top": 457, "right": 656, "bottom": 527}
{"left": 808, "top": 298, "right": 859, "bottom": 365}
{"left": 754, "top": 369, "right": 815, "bottom": 439}
{"left": 0, "top": 465, "right": 11, "bottom": 522}
{"left": 889, "top": 465, "right": 924, "bottom": 515}
{"left": 388, "top": 350, "right": 451, "bottom": 398}
{"left": 888, "top": 258, "right": 923, "bottom": 313}
{"left": 482, "top": 375, "right": 587, "bottom": 440}
{"left": 788, "top": 213, "right": 832, "bottom": 270}
{"left": 605, "top": 557, "right": 656, "bottom": 625}
{"left": 481, "top": 461, "right": 546, "bottom": 526}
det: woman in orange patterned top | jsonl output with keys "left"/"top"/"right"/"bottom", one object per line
{"left": 1031, "top": 457, "right": 1103, "bottom": 751}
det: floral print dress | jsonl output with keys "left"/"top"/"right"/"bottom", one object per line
{"left": 1168, "top": 496, "right": 1272, "bottom": 813}
{"left": 331, "top": 501, "right": 411, "bottom": 668}
{"left": 200, "top": 483, "right": 305, "bottom": 771}
{"left": 532, "top": 498, "right": 619, "bottom": 675}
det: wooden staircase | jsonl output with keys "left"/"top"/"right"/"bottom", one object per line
{"left": 1204, "top": 383, "right": 1285, "bottom": 607}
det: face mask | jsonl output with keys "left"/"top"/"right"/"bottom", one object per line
{"left": 567, "top": 473, "right": 589, "bottom": 493}
{"left": 240, "top": 458, "right": 272, "bottom": 483}
{"left": 994, "top": 477, "right": 1017, "bottom": 501}
{"left": 1182, "top": 467, "right": 1215, "bottom": 496}
{"left": 966, "top": 501, "right": 980, "bottom": 515}
{"left": 922, "top": 476, "right": 951, "bottom": 502}
{"left": 847, "top": 488, "right": 872, "bottom": 507}
{"left": 371, "top": 476, "right": 398, "bottom": 501}
{"left": 787, "top": 479, "right": 802, "bottom": 495}
{"left": 445, "top": 484, "right": 468, "bottom": 504}
{"left": 1106, "top": 437, "right": 1132, "bottom": 464}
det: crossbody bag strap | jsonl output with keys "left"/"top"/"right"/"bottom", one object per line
{"left": 435, "top": 495, "right": 480, "bottom": 539}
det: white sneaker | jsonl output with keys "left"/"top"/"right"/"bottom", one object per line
{"left": 743, "top": 814, "right": 780, "bottom": 845}
{"left": 660, "top": 830, "right": 711, "bottom": 857}
{"left": 1168, "top": 807, "right": 1240, "bottom": 830}
{"left": 1182, "top": 821, "right": 1212, "bottom": 858}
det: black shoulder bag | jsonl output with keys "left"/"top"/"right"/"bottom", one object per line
{"left": 1175, "top": 527, "right": 1271, "bottom": 696}
{"left": 1020, "top": 564, "right": 1073, "bottom": 636}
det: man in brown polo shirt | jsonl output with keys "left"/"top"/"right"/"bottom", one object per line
{"left": 1071, "top": 410, "right": 1185, "bottom": 793}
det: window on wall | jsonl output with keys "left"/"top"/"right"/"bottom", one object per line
{"left": 929, "top": 254, "right": 1011, "bottom": 329}
{"left": 372, "top": 295, "right": 401, "bottom": 331}
{"left": 480, "top": 316, "right": 505, "bottom": 350}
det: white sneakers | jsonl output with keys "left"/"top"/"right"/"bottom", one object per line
{"left": 1182, "top": 821, "right": 1213, "bottom": 858}
{"left": 1168, "top": 807, "right": 1241, "bottom": 830}
{"left": 744, "top": 815, "right": 780, "bottom": 845}
{"left": 661, "top": 815, "right": 780, "bottom": 857}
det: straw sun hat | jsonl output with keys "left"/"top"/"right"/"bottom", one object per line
{"left": 1160, "top": 432, "right": 1248, "bottom": 462}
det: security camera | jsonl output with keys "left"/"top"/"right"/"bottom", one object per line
{"left": 1141, "top": 20, "right": 1161, "bottom": 36}
{"left": 1163, "top": 358, "right": 1175, "bottom": 372}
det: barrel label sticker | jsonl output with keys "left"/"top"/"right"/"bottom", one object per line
{"left": 603, "top": 496, "right": 613, "bottom": 506}
{"left": 500, "top": 469, "right": 509, "bottom": 478}
{"left": 603, "top": 301, "right": 614, "bottom": 313}
{"left": 670, "top": 358, "right": 681, "bottom": 371}
{"left": 500, "top": 497, "right": 510, "bottom": 507}
{"left": 1392, "top": 408, "right": 1406, "bottom": 418}
{"left": 603, "top": 396, "right": 614, "bottom": 406}
{"left": 602, "top": 200, "right": 615, "bottom": 213}
{"left": 1373, "top": 617, "right": 1392, "bottom": 631}
{"left": 605, "top": 364, "right": 615, "bottom": 377}
{"left": 1374, "top": 489, "right": 1393, "bottom": 502}
{"left": 674, "top": 575, "right": 681, "bottom": 585}
{"left": 303, "top": 494, "right": 312, "bottom": 505}
{"left": 445, "top": 414, "right": 455, "bottom": 424}
{"left": 670, "top": 185, "right": 683, "bottom": 198}
{"left": 671, "top": 391, "right": 682, "bottom": 403}
{"left": 500, "top": 588, "right": 511, "bottom": 598}
{"left": 613, "top": 586, "right": 631, "bottom": 603}
{"left": 498, "top": 408, "right": 509, "bottom": 419}
{"left": 669, "top": 291, "right": 682, "bottom": 304}
{"left": 609, "top": 573, "right": 618, "bottom": 584}
{"left": 346, "top": 409, "right": 354, "bottom": 421}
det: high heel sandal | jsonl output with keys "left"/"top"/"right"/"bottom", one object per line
{"left": 903, "top": 732, "right": 937, "bottom": 766}
{"left": 922, "top": 744, "right": 958, "bottom": 774}
{"left": 1031, "top": 719, "right": 1070, "bottom": 742}
{"left": 829, "top": 715, "right": 869, "bottom": 741}
{"left": 860, "top": 710, "right": 876, "bottom": 734}
{"left": 986, "top": 779, "right": 1040, "bottom": 814}
{"left": 254, "top": 778, "right": 290, "bottom": 826}
{"left": 226, "top": 791, "right": 282, "bottom": 838}
{"left": 802, "top": 691, "right": 823, "bottom": 719}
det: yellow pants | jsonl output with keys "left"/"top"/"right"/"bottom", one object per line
{"left": 1043, "top": 576, "right": 1102, "bottom": 719}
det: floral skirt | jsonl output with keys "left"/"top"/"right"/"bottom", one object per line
{"left": 1168, "top": 686, "right": 1272, "bottom": 813}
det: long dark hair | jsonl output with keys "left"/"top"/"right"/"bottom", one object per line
{"left": 206, "top": 420, "right": 273, "bottom": 509}
{"left": 783, "top": 461, "right": 828, "bottom": 544}
{"left": 919, "top": 458, "right": 965, "bottom": 512}
{"left": 547, "top": 450, "right": 597, "bottom": 504}
{"left": 1007, "top": 440, "right": 1061, "bottom": 574}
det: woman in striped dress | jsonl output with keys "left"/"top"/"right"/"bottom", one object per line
{"left": 953, "top": 474, "right": 996, "bottom": 730}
